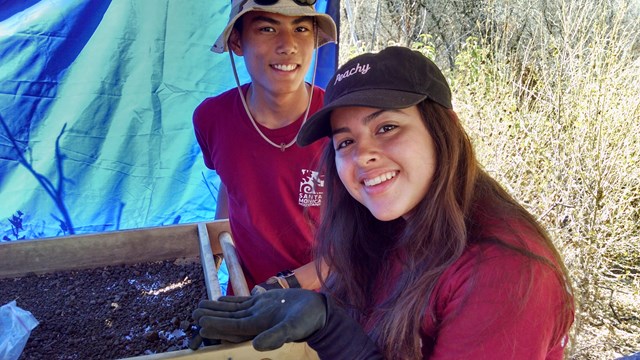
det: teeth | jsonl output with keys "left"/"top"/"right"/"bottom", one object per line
{"left": 364, "top": 171, "right": 397, "bottom": 187}
{"left": 272, "top": 64, "right": 296, "bottom": 71}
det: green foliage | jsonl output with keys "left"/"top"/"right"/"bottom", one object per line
{"left": 452, "top": 36, "right": 492, "bottom": 87}
{"left": 411, "top": 34, "right": 437, "bottom": 61}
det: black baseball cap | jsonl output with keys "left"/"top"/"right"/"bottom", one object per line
{"left": 297, "top": 46, "right": 452, "bottom": 146}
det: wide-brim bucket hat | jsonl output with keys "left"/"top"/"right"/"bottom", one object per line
{"left": 212, "top": 0, "right": 337, "bottom": 53}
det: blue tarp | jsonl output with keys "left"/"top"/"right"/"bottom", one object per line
{"left": 0, "top": 0, "right": 339, "bottom": 240}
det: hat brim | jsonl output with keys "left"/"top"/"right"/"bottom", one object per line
{"left": 297, "top": 89, "right": 427, "bottom": 146}
{"left": 212, "top": 5, "right": 337, "bottom": 53}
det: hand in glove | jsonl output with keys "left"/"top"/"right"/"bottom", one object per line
{"left": 192, "top": 288, "right": 326, "bottom": 351}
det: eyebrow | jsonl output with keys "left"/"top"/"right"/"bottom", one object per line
{"left": 331, "top": 109, "right": 398, "bottom": 136}
{"left": 249, "top": 15, "right": 313, "bottom": 26}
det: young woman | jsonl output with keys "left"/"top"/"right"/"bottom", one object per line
{"left": 192, "top": 46, "right": 575, "bottom": 360}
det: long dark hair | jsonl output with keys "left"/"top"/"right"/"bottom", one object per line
{"left": 314, "top": 100, "right": 574, "bottom": 359}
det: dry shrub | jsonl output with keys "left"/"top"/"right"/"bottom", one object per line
{"left": 451, "top": 0, "right": 640, "bottom": 358}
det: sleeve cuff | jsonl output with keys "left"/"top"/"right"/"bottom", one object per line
{"left": 306, "top": 294, "right": 384, "bottom": 360}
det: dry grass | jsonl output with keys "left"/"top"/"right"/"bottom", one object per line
{"left": 450, "top": 1, "right": 640, "bottom": 358}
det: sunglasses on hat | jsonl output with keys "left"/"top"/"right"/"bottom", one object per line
{"left": 254, "top": 0, "right": 317, "bottom": 5}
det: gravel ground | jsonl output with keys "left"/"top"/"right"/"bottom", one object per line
{"left": 0, "top": 259, "right": 207, "bottom": 359}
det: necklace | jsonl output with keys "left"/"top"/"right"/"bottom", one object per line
{"left": 239, "top": 84, "right": 314, "bottom": 152}
{"left": 228, "top": 40, "right": 319, "bottom": 152}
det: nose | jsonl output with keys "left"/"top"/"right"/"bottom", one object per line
{"left": 276, "top": 30, "right": 297, "bottom": 55}
{"left": 354, "top": 138, "right": 379, "bottom": 167}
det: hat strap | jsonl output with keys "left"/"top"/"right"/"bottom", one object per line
{"left": 229, "top": 18, "right": 319, "bottom": 152}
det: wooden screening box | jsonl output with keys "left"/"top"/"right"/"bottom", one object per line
{"left": 0, "top": 220, "right": 319, "bottom": 360}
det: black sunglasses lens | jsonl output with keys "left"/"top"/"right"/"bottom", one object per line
{"left": 254, "top": 0, "right": 278, "bottom": 5}
{"left": 294, "top": 0, "right": 317, "bottom": 5}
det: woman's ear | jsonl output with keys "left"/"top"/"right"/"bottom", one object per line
{"left": 229, "top": 29, "right": 243, "bottom": 56}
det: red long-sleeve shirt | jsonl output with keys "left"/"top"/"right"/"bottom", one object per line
{"left": 420, "top": 221, "right": 572, "bottom": 359}
{"left": 310, "top": 219, "right": 573, "bottom": 359}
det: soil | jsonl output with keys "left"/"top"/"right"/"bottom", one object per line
{"left": 0, "top": 259, "right": 208, "bottom": 360}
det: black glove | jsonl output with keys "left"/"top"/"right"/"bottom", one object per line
{"left": 192, "top": 288, "right": 326, "bottom": 351}
{"left": 187, "top": 328, "right": 220, "bottom": 350}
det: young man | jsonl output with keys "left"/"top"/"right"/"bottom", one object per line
{"left": 193, "top": 0, "right": 337, "bottom": 293}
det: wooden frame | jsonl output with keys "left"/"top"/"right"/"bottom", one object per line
{"left": 0, "top": 221, "right": 318, "bottom": 359}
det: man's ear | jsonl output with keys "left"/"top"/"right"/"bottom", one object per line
{"left": 229, "top": 29, "right": 243, "bottom": 56}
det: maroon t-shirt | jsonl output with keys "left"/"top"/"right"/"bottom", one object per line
{"left": 193, "top": 84, "right": 326, "bottom": 290}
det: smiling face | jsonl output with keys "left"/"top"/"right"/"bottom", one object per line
{"left": 331, "top": 105, "right": 437, "bottom": 221}
{"left": 229, "top": 11, "right": 315, "bottom": 97}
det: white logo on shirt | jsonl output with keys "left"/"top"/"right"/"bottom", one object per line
{"left": 299, "top": 169, "right": 324, "bottom": 207}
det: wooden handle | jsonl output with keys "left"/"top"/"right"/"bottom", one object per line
{"left": 197, "top": 223, "right": 222, "bottom": 300}
{"left": 219, "top": 231, "right": 250, "bottom": 296}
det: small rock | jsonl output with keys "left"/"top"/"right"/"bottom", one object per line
{"left": 179, "top": 320, "right": 191, "bottom": 331}
{"left": 144, "top": 331, "right": 160, "bottom": 342}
